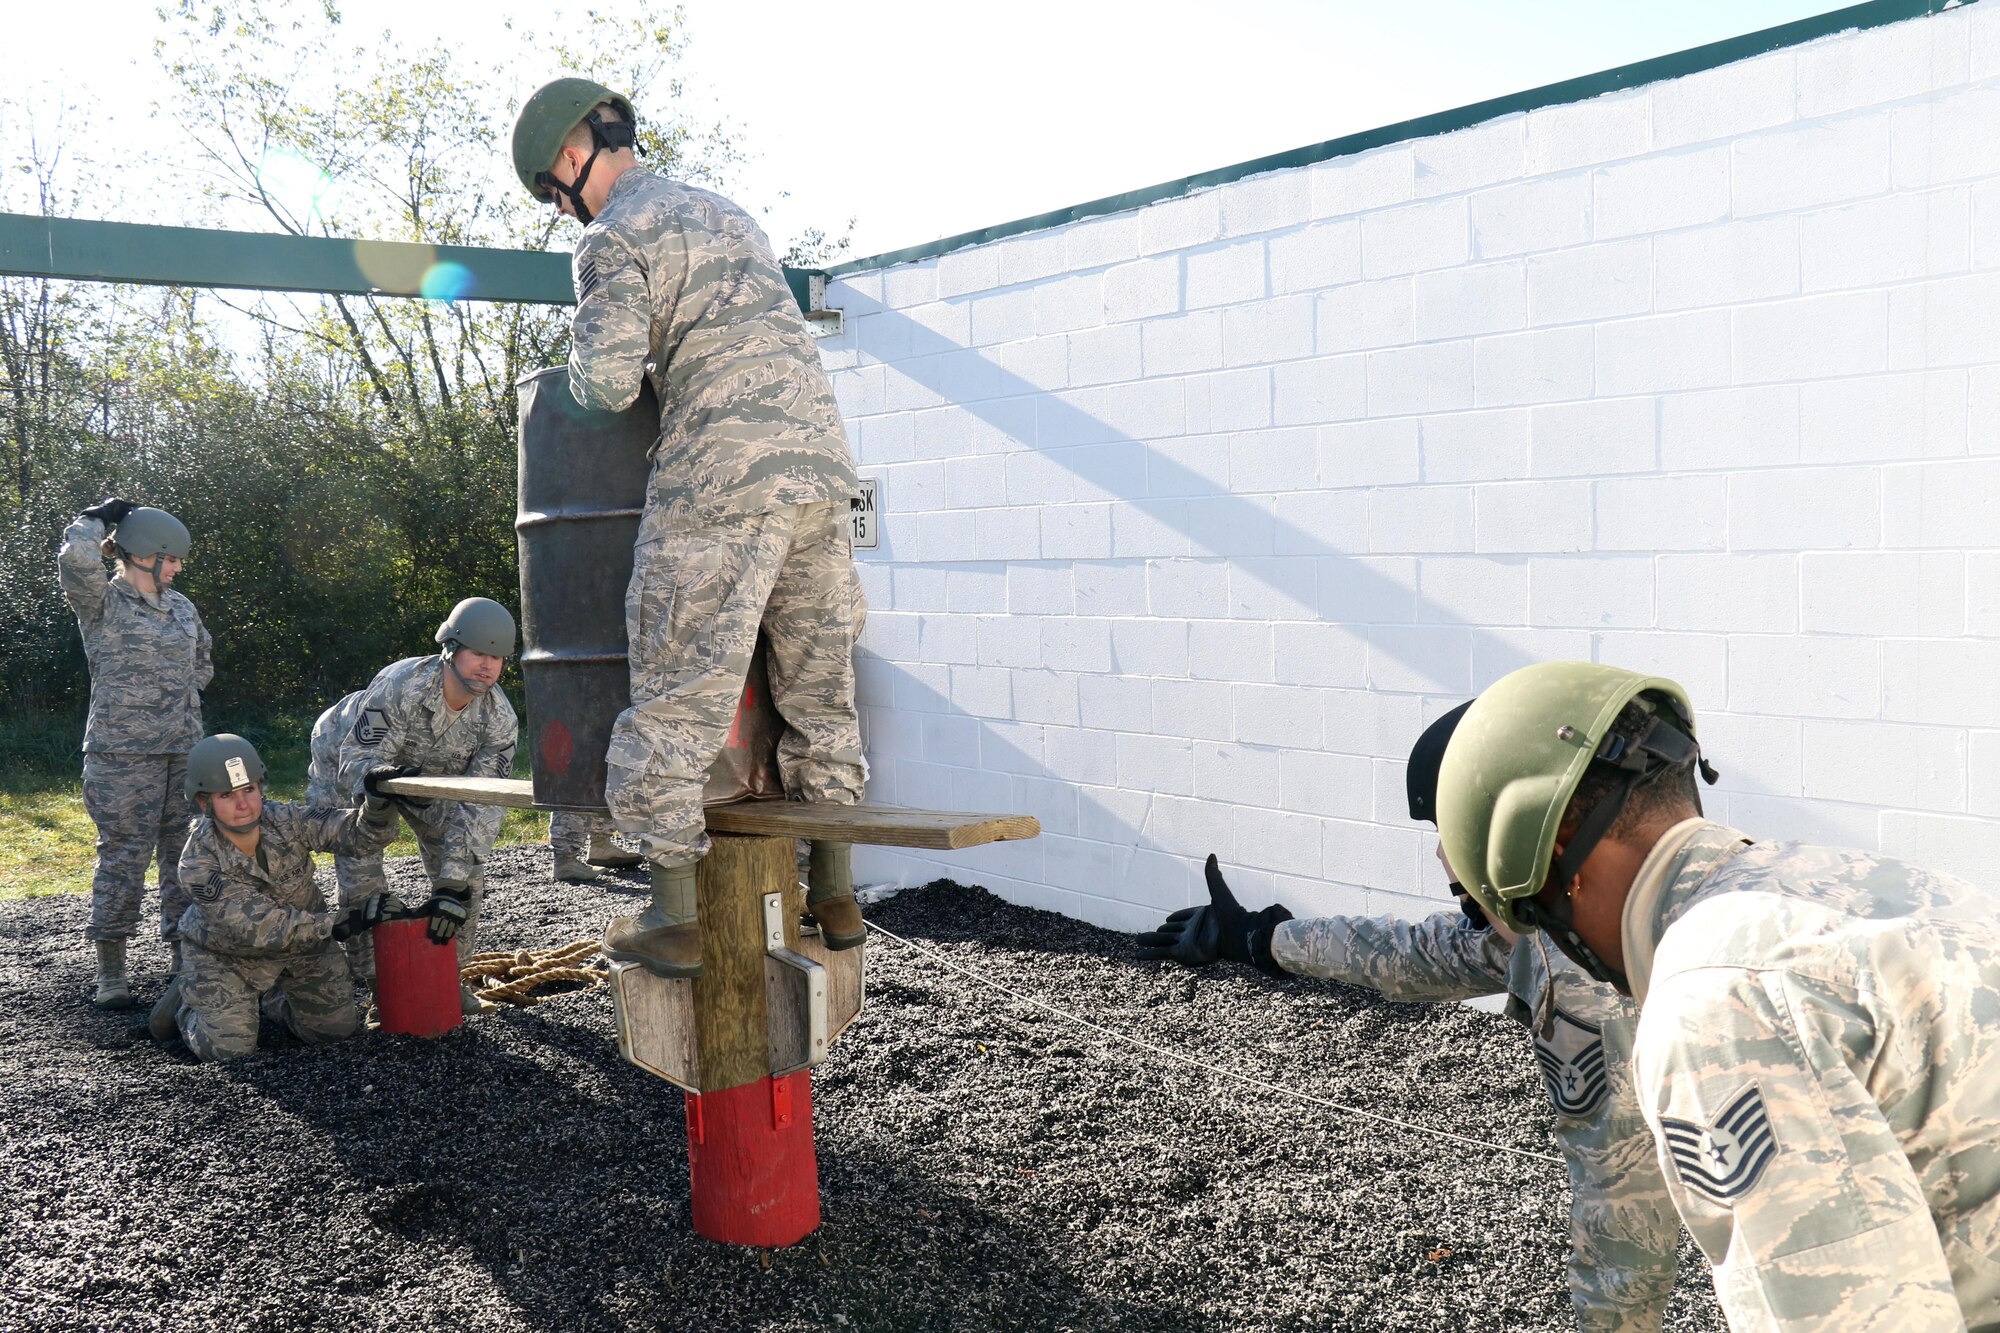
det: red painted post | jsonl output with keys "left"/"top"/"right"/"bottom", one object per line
{"left": 684, "top": 1073, "right": 820, "bottom": 1246}
{"left": 372, "top": 918, "right": 462, "bottom": 1038}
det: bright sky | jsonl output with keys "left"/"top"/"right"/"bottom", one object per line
{"left": 13, "top": 0, "right": 1843, "bottom": 262}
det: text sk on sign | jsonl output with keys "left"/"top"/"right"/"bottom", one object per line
{"left": 850, "top": 478, "right": 880, "bottom": 551}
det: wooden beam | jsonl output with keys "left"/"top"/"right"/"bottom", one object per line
{"left": 374, "top": 775, "right": 1041, "bottom": 850}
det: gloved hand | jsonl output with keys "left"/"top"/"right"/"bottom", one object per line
{"left": 1136, "top": 854, "right": 1293, "bottom": 975}
{"left": 80, "top": 497, "right": 137, "bottom": 526}
{"left": 1449, "top": 882, "right": 1492, "bottom": 931}
{"left": 362, "top": 764, "right": 428, "bottom": 812}
{"left": 424, "top": 883, "right": 471, "bottom": 945}
{"left": 331, "top": 893, "right": 400, "bottom": 942}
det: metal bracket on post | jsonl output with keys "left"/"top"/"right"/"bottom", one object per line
{"left": 763, "top": 891, "right": 828, "bottom": 1076}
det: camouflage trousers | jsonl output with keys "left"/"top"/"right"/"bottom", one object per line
{"left": 80, "top": 751, "right": 193, "bottom": 943}
{"left": 605, "top": 501, "right": 865, "bottom": 867}
{"left": 332, "top": 814, "right": 483, "bottom": 984}
{"left": 549, "top": 810, "right": 628, "bottom": 862}
{"left": 177, "top": 939, "right": 360, "bottom": 1062}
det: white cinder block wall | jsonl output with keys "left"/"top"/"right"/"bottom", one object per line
{"left": 820, "top": 4, "right": 2000, "bottom": 931}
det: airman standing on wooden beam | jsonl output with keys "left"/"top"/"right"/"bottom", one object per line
{"left": 510, "top": 79, "right": 868, "bottom": 979}
{"left": 1439, "top": 662, "right": 2000, "bottom": 1328}
{"left": 58, "top": 497, "right": 213, "bottom": 1009}
{"left": 1140, "top": 704, "right": 1684, "bottom": 1331}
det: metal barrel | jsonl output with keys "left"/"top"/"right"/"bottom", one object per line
{"left": 515, "top": 366, "right": 654, "bottom": 809}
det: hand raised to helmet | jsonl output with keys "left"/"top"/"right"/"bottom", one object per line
{"left": 80, "top": 497, "right": 137, "bottom": 526}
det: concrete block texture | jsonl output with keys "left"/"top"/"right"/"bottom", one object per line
{"left": 819, "top": 6, "right": 2000, "bottom": 931}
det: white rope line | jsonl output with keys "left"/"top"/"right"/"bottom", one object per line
{"left": 864, "top": 920, "right": 1562, "bottom": 1167}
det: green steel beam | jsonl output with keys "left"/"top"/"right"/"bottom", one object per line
{"left": 0, "top": 212, "right": 576, "bottom": 304}
{"left": 822, "top": 0, "right": 1974, "bottom": 279}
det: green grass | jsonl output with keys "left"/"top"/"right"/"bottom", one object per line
{"left": 0, "top": 710, "right": 548, "bottom": 902}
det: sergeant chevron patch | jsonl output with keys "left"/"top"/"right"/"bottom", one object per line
{"left": 195, "top": 871, "right": 225, "bottom": 903}
{"left": 352, "top": 707, "right": 390, "bottom": 748}
{"left": 578, "top": 259, "right": 602, "bottom": 301}
{"left": 1533, "top": 1006, "right": 1610, "bottom": 1117}
{"left": 1660, "top": 1083, "right": 1779, "bottom": 1206}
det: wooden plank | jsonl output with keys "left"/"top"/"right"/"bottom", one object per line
{"left": 608, "top": 963, "right": 700, "bottom": 1092}
{"left": 374, "top": 776, "right": 1041, "bottom": 850}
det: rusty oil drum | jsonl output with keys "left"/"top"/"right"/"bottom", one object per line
{"left": 515, "top": 367, "right": 785, "bottom": 811}
{"left": 515, "top": 366, "right": 652, "bottom": 809}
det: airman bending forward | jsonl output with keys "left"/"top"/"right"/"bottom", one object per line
{"left": 1440, "top": 662, "right": 2000, "bottom": 1330}
{"left": 1142, "top": 704, "right": 1682, "bottom": 1331}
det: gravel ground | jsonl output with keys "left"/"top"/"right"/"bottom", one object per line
{"left": 1, "top": 847, "right": 1725, "bottom": 1332}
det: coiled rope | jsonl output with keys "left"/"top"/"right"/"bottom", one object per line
{"left": 461, "top": 939, "right": 606, "bottom": 1006}
{"left": 864, "top": 918, "right": 1562, "bottom": 1167}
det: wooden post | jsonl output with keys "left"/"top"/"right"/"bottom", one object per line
{"left": 683, "top": 833, "right": 820, "bottom": 1247}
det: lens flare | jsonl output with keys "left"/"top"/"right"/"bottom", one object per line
{"left": 419, "top": 261, "right": 476, "bottom": 302}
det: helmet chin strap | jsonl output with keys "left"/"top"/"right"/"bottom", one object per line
{"left": 1515, "top": 891, "right": 1630, "bottom": 994}
{"left": 537, "top": 110, "right": 639, "bottom": 225}
{"left": 443, "top": 643, "right": 492, "bottom": 696}
{"left": 203, "top": 795, "right": 260, "bottom": 837}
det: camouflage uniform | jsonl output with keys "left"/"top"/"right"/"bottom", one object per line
{"left": 567, "top": 169, "right": 863, "bottom": 867}
{"left": 1274, "top": 911, "right": 1681, "bottom": 1331}
{"left": 174, "top": 799, "right": 396, "bottom": 1061}
{"left": 1624, "top": 818, "right": 2000, "bottom": 1330}
{"left": 549, "top": 809, "right": 624, "bottom": 863}
{"left": 58, "top": 514, "right": 212, "bottom": 944}
{"left": 325, "top": 656, "right": 518, "bottom": 978}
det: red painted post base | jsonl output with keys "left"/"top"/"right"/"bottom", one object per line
{"left": 685, "top": 1071, "right": 820, "bottom": 1247}
{"left": 371, "top": 918, "right": 463, "bottom": 1039}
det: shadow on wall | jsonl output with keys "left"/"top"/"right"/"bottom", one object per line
{"left": 832, "top": 299, "right": 1786, "bottom": 925}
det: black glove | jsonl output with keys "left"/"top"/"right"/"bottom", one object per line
{"left": 1449, "top": 882, "right": 1492, "bottom": 931}
{"left": 1136, "top": 854, "right": 1293, "bottom": 976}
{"left": 424, "top": 883, "right": 472, "bottom": 945}
{"left": 362, "top": 764, "right": 428, "bottom": 812}
{"left": 331, "top": 893, "right": 391, "bottom": 943}
{"left": 80, "top": 497, "right": 137, "bottom": 526}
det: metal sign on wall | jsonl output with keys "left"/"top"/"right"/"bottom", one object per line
{"left": 850, "top": 478, "right": 880, "bottom": 551}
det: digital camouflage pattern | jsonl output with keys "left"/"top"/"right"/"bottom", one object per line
{"left": 173, "top": 799, "right": 396, "bottom": 1062}
{"left": 79, "top": 752, "right": 194, "bottom": 944}
{"left": 61, "top": 514, "right": 212, "bottom": 944}
{"left": 566, "top": 170, "right": 858, "bottom": 530}
{"left": 334, "top": 654, "right": 518, "bottom": 884}
{"left": 550, "top": 810, "right": 622, "bottom": 862}
{"left": 1625, "top": 818, "right": 2000, "bottom": 1331}
{"left": 1274, "top": 912, "right": 1681, "bottom": 1332}
{"left": 58, "top": 515, "right": 212, "bottom": 754}
{"left": 605, "top": 502, "right": 864, "bottom": 867}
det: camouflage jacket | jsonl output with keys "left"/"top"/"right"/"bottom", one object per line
{"left": 58, "top": 515, "right": 213, "bottom": 754}
{"left": 177, "top": 800, "right": 396, "bottom": 958}
{"left": 1273, "top": 911, "right": 1680, "bottom": 1332}
{"left": 1626, "top": 818, "right": 2000, "bottom": 1330}
{"left": 305, "top": 689, "right": 363, "bottom": 807}
{"left": 335, "top": 655, "right": 517, "bottom": 883}
{"left": 567, "top": 170, "right": 858, "bottom": 531}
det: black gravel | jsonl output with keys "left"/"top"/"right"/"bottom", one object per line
{"left": 1, "top": 848, "right": 1725, "bottom": 1332}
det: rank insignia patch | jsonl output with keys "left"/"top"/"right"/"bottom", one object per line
{"left": 1533, "top": 1006, "right": 1610, "bottom": 1117}
{"left": 194, "top": 871, "right": 226, "bottom": 904}
{"left": 578, "top": 259, "right": 601, "bottom": 301}
{"left": 352, "top": 707, "right": 391, "bottom": 748}
{"left": 1661, "top": 1083, "right": 1779, "bottom": 1207}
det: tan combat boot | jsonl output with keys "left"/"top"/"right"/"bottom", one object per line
{"left": 148, "top": 973, "right": 186, "bottom": 1043}
{"left": 92, "top": 939, "right": 134, "bottom": 1009}
{"left": 806, "top": 842, "right": 866, "bottom": 951}
{"left": 601, "top": 862, "right": 703, "bottom": 978}
{"left": 587, "top": 833, "right": 642, "bottom": 869}
{"left": 553, "top": 855, "right": 600, "bottom": 884}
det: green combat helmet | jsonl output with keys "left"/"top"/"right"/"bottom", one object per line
{"left": 112, "top": 507, "right": 191, "bottom": 561}
{"left": 511, "top": 78, "right": 638, "bottom": 223}
{"left": 435, "top": 597, "right": 516, "bottom": 658}
{"left": 1436, "top": 662, "right": 1711, "bottom": 989}
{"left": 185, "top": 733, "right": 268, "bottom": 800}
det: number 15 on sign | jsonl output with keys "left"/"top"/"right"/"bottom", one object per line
{"left": 850, "top": 478, "right": 880, "bottom": 551}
